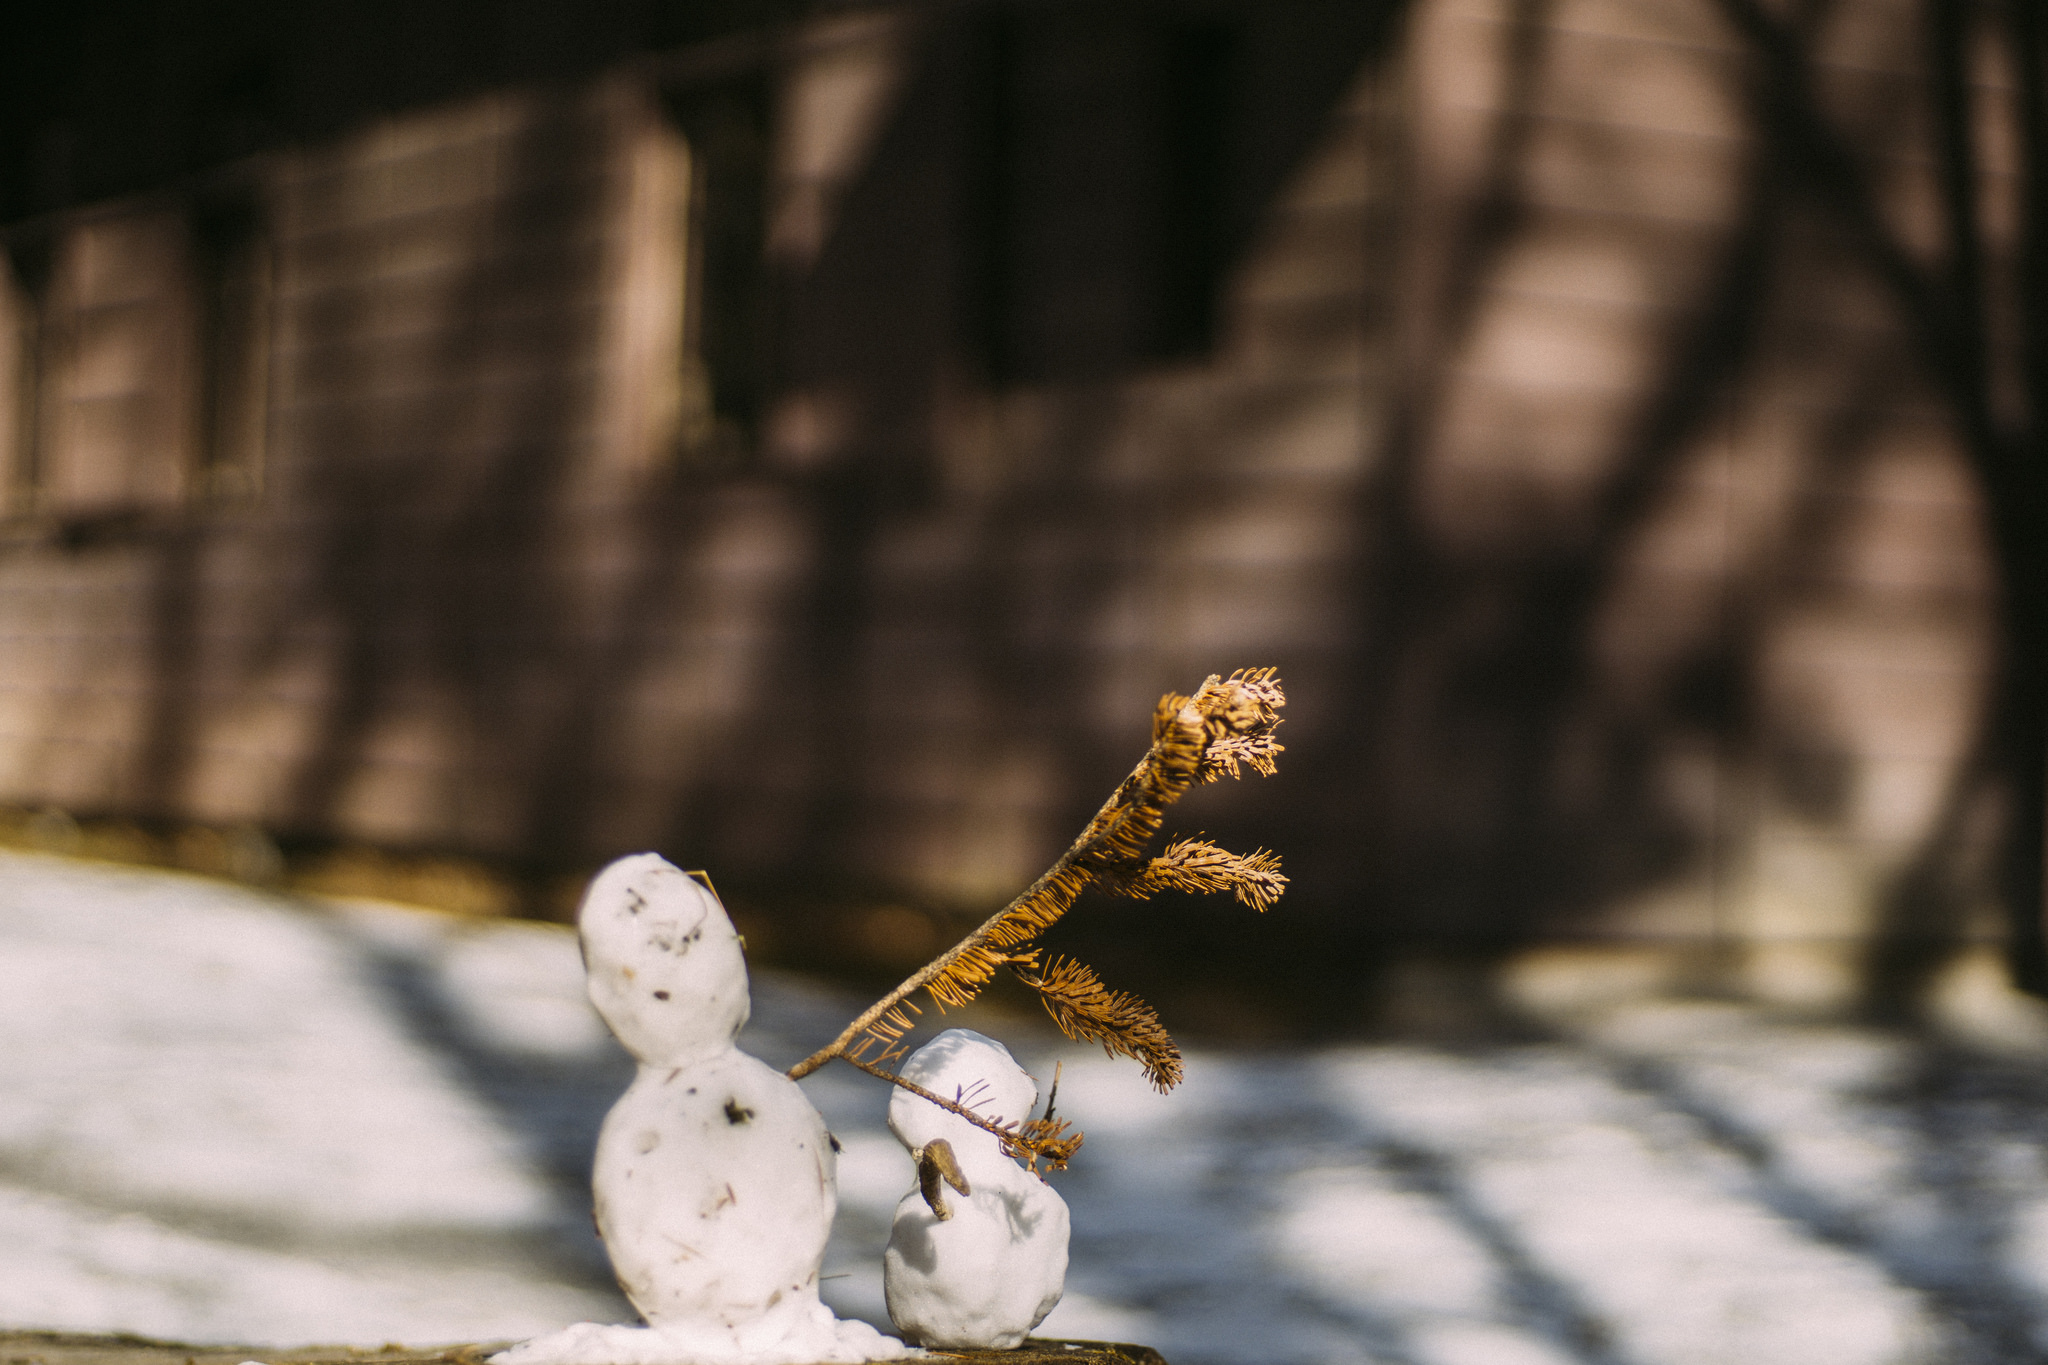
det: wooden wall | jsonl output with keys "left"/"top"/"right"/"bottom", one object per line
{"left": 0, "top": 0, "right": 2031, "bottom": 1000}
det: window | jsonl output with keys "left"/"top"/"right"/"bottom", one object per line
{"left": 966, "top": 9, "right": 1236, "bottom": 384}
{"left": 20, "top": 209, "right": 197, "bottom": 517}
{"left": 0, "top": 184, "right": 269, "bottom": 527}
{"left": 189, "top": 184, "right": 271, "bottom": 500}
{"left": 660, "top": 75, "right": 772, "bottom": 466}
{"left": 0, "top": 236, "right": 39, "bottom": 514}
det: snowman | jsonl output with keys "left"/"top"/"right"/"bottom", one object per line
{"left": 494, "top": 853, "right": 912, "bottom": 1365}
{"left": 883, "top": 1029, "right": 1071, "bottom": 1349}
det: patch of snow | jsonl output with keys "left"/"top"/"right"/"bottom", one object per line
{"left": 491, "top": 1314, "right": 916, "bottom": 1365}
{"left": 832, "top": 1132, "right": 914, "bottom": 1217}
{"left": 0, "top": 856, "right": 560, "bottom": 1237}
{"left": 12, "top": 849, "right": 2048, "bottom": 1365}
{"left": 1272, "top": 1165, "right": 1508, "bottom": 1321}
{"left": 0, "top": 1180, "right": 618, "bottom": 1346}
{"left": 1320, "top": 1047, "right": 1943, "bottom": 1365}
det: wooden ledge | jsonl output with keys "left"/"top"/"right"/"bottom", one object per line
{"left": 0, "top": 1332, "right": 1168, "bottom": 1365}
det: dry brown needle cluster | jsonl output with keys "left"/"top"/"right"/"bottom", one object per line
{"left": 787, "top": 668, "right": 1286, "bottom": 1171}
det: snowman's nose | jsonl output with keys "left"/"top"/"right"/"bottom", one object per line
{"left": 916, "top": 1139, "right": 971, "bottom": 1220}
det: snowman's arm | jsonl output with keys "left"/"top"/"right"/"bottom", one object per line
{"left": 834, "top": 1052, "right": 1079, "bottom": 1171}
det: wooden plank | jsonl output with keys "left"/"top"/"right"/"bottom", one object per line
{"left": 0, "top": 1332, "right": 1170, "bottom": 1365}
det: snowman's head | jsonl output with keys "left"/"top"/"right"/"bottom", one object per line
{"left": 888, "top": 1029, "right": 1039, "bottom": 1165}
{"left": 579, "top": 852, "right": 751, "bottom": 1066}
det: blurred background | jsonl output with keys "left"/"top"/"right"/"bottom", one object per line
{"left": 6, "top": 0, "right": 2048, "bottom": 1360}
{"left": 2, "top": 0, "right": 2047, "bottom": 1020}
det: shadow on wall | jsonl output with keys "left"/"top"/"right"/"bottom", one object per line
{"left": 1295, "top": 0, "right": 2045, "bottom": 1018}
{"left": 71, "top": 0, "right": 2048, "bottom": 1024}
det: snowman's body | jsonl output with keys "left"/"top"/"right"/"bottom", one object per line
{"left": 594, "top": 1049, "right": 835, "bottom": 1330}
{"left": 883, "top": 1030, "right": 1070, "bottom": 1349}
{"left": 494, "top": 854, "right": 912, "bottom": 1365}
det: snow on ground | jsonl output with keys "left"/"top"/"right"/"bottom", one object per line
{"left": 7, "top": 849, "right": 2048, "bottom": 1365}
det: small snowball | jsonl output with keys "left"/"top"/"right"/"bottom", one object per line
{"left": 884, "top": 1029, "right": 1070, "bottom": 1349}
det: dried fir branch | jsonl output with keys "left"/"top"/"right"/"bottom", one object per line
{"left": 999, "top": 1062, "right": 1081, "bottom": 1175}
{"left": 1202, "top": 732, "right": 1284, "bottom": 781}
{"left": 846, "top": 997, "right": 922, "bottom": 1065}
{"left": 787, "top": 668, "right": 1284, "bottom": 1121}
{"left": 1117, "top": 837, "right": 1288, "bottom": 913}
{"left": 1008, "top": 1115, "right": 1083, "bottom": 1173}
{"left": 1013, "top": 956, "right": 1183, "bottom": 1091}
{"left": 922, "top": 942, "right": 1039, "bottom": 1009}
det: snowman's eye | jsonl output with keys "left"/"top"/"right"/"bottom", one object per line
{"left": 654, "top": 990, "right": 670, "bottom": 1001}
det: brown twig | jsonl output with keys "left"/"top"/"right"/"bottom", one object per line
{"left": 836, "top": 1052, "right": 1082, "bottom": 1171}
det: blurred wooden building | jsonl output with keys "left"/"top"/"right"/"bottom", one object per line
{"left": 1, "top": 0, "right": 2042, "bottom": 1010}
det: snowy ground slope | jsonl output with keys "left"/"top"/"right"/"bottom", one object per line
{"left": 8, "top": 850, "right": 2048, "bottom": 1365}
